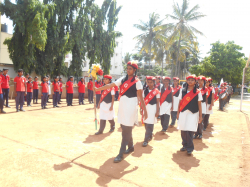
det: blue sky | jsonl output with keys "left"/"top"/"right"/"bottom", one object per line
{"left": 2, "top": 0, "right": 250, "bottom": 59}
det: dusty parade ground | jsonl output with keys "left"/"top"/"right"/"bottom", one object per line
{"left": 0, "top": 97, "right": 250, "bottom": 187}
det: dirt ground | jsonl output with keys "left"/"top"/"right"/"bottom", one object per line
{"left": 0, "top": 97, "right": 250, "bottom": 187}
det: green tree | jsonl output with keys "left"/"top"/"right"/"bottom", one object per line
{"left": 0, "top": 0, "right": 54, "bottom": 74}
{"left": 161, "top": 0, "right": 205, "bottom": 77}
{"left": 190, "top": 41, "right": 246, "bottom": 84}
{"left": 133, "top": 12, "right": 164, "bottom": 68}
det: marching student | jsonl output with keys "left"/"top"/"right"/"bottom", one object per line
{"left": 155, "top": 76, "right": 162, "bottom": 90}
{"left": 41, "top": 76, "right": 49, "bottom": 109}
{"left": 159, "top": 77, "right": 173, "bottom": 132}
{"left": 14, "top": 69, "right": 27, "bottom": 112}
{"left": 59, "top": 77, "right": 63, "bottom": 104}
{"left": 0, "top": 75, "right": 6, "bottom": 113}
{"left": 170, "top": 77, "right": 182, "bottom": 127}
{"left": 66, "top": 76, "right": 74, "bottom": 106}
{"left": 94, "top": 61, "right": 147, "bottom": 163}
{"left": 87, "top": 79, "right": 93, "bottom": 103}
{"left": 52, "top": 76, "right": 60, "bottom": 108}
{"left": 177, "top": 75, "right": 202, "bottom": 155}
{"left": 26, "top": 76, "right": 33, "bottom": 107}
{"left": 1, "top": 68, "right": 10, "bottom": 108}
{"left": 78, "top": 78, "right": 85, "bottom": 105}
{"left": 141, "top": 76, "right": 160, "bottom": 147}
{"left": 95, "top": 75, "right": 116, "bottom": 135}
{"left": 95, "top": 79, "right": 102, "bottom": 106}
{"left": 33, "top": 76, "right": 39, "bottom": 104}
{"left": 194, "top": 76, "right": 208, "bottom": 138}
{"left": 218, "top": 83, "right": 227, "bottom": 111}
{"left": 203, "top": 77, "right": 215, "bottom": 131}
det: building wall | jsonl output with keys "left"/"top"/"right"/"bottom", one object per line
{"left": 0, "top": 31, "right": 13, "bottom": 65}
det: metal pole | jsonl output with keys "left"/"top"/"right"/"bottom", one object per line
{"left": 240, "top": 67, "right": 245, "bottom": 111}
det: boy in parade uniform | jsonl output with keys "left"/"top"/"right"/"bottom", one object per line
{"left": 177, "top": 75, "right": 202, "bottom": 155}
{"left": 170, "top": 77, "right": 182, "bottom": 127}
{"left": 66, "top": 76, "right": 74, "bottom": 106}
{"left": 159, "top": 77, "right": 173, "bottom": 132}
{"left": 26, "top": 77, "right": 33, "bottom": 106}
{"left": 218, "top": 83, "right": 227, "bottom": 111}
{"left": 194, "top": 76, "right": 208, "bottom": 139}
{"left": 94, "top": 61, "right": 147, "bottom": 163}
{"left": 1, "top": 68, "right": 11, "bottom": 108}
{"left": 52, "top": 76, "right": 60, "bottom": 108}
{"left": 95, "top": 75, "right": 116, "bottom": 135}
{"left": 33, "top": 76, "right": 39, "bottom": 104}
{"left": 87, "top": 79, "right": 93, "bottom": 103}
{"left": 141, "top": 76, "right": 160, "bottom": 147}
{"left": 78, "top": 78, "right": 85, "bottom": 105}
{"left": 0, "top": 74, "right": 6, "bottom": 113}
{"left": 41, "top": 77, "right": 49, "bottom": 109}
{"left": 14, "top": 69, "right": 27, "bottom": 112}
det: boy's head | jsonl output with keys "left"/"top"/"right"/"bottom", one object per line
{"left": 69, "top": 76, "right": 73, "bottom": 81}
{"left": 80, "top": 77, "right": 84, "bottom": 82}
{"left": 3, "top": 68, "right": 9, "bottom": 75}
{"left": 18, "top": 69, "right": 23, "bottom": 76}
{"left": 54, "top": 76, "right": 59, "bottom": 82}
{"left": 103, "top": 75, "right": 112, "bottom": 84}
{"left": 42, "top": 76, "right": 47, "bottom": 82}
{"left": 28, "top": 76, "right": 32, "bottom": 81}
{"left": 25, "top": 73, "right": 29, "bottom": 78}
{"left": 162, "top": 77, "right": 171, "bottom": 85}
{"left": 146, "top": 77, "right": 154, "bottom": 89}
{"left": 59, "top": 77, "right": 62, "bottom": 81}
{"left": 35, "top": 76, "right": 38, "bottom": 81}
{"left": 89, "top": 78, "right": 92, "bottom": 82}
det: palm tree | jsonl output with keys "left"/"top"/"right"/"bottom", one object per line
{"left": 133, "top": 12, "right": 165, "bottom": 68}
{"left": 163, "top": 0, "right": 205, "bottom": 77}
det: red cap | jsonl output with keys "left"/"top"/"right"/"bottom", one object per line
{"left": 155, "top": 76, "right": 161, "bottom": 79}
{"left": 104, "top": 75, "right": 112, "bottom": 79}
{"left": 207, "top": 77, "right": 212, "bottom": 81}
{"left": 197, "top": 76, "right": 206, "bottom": 81}
{"left": 162, "top": 76, "right": 171, "bottom": 80}
{"left": 127, "top": 61, "right": 138, "bottom": 69}
{"left": 173, "top": 77, "right": 179, "bottom": 80}
{"left": 186, "top": 75, "right": 196, "bottom": 80}
{"left": 146, "top": 76, "right": 154, "bottom": 80}
{"left": 221, "top": 83, "right": 224, "bottom": 87}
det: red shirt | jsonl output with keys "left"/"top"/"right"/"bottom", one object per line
{"left": 14, "top": 76, "right": 26, "bottom": 92}
{"left": 52, "top": 81, "right": 60, "bottom": 92}
{"left": 0, "top": 74, "right": 10, "bottom": 88}
{"left": 59, "top": 82, "right": 63, "bottom": 92}
{"left": 95, "top": 82, "right": 102, "bottom": 94}
{"left": 33, "top": 81, "right": 39, "bottom": 89}
{"left": 66, "top": 81, "right": 74, "bottom": 93}
{"left": 41, "top": 82, "right": 48, "bottom": 93}
{"left": 115, "top": 86, "right": 118, "bottom": 92}
{"left": 0, "top": 76, "right": 2, "bottom": 94}
{"left": 78, "top": 81, "right": 85, "bottom": 93}
{"left": 87, "top": 81, "right": 93, "bottom": 90}
{"left": 27, "top": 82, "right": 33, "bottom": 92}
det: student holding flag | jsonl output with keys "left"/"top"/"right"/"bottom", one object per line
{"left": 159, "top": 77, "right": 173, "bottom": 132}
{"left": 177, "top": 75, "right": 202, "bottom": 155}
{"left": 95, "top": 75, "right": 115, "bottom": 135}
{"left": 94, "top": 61, "right": 147, "bottom": 163}
{"left": 170, "top": 77, "right": 182, "bottom": 127}
{"left": 140, "top": 76, "right": 160, "bottom": 147}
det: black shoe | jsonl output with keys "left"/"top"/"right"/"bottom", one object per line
{"left": 161, "top": 129, "right": 166, "bottom": 132}
{"left": 56, "top": 105, "right": 59, "bottom": 107}
{"left": 47, "top": 101, "right": 51, "bottom": 103}
{"left": 42, "top": 107, "right": 44, "bottom": 109}
{"left": 198, "top": 135, "right": 203, "bottom": 139}
{"left": 142, "top": 142, "right": 148, "bottom": 147}
{"left": 6, "top": 105, "right": 11, "bottom": 108}
{"left": 124, "top": 147, "right": 134, "bottom": 154}
{"left": 109, "top": 129, "right": 114, "bottom": 133}
{"left": 29, "top": 105, "right": 32, "bottom": 107}
{"left": 71, "top": 104, "right": 73, "bottom": 106}
{"left": 20, "top": 108, "right": 25, "bottom": 112}
{"left": 187, "top": 151, "right": 192, "bottom": 155}
{"left": 180, "top": 147, "right": 186, "bottom": 151}
{"left": 16, "top": 109, "right": 20, "bottom": 112}
{"left": 58, "top": 102, "right": 61, "bottom": 104}
{"left": 53, "top": 106, "right": 56, "bottom": 108}
{"left": 203, "top": 128, "right": 206, "bottom": 131}
{"left": 44, "top": 107, "right": 48, "bottom": 109}
{"left": 114, "top": 155, "right": 123, "bottom": 163}
{"left": 193, "top": 134, "right": 198, "bottom": 139}
{"left": 0, "top": 110, "right": 6, "bottom": 113}
{"left": 95, "top": 131, "right": 103, "bottom": 135}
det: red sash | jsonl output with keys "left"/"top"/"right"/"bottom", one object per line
{"left": 200, "top": 87, "right": 208, "bottom": 96}
{"left": 118, "top": 77, "right": 139, "bottom": 100}
{"left": 214, "top": 88, "right": 219, "bottom": 101}
{"left": 219, "top": 89, "right": 226, "bottom": 96}
{"left": 143, "top": 88, "right": 160, "bottom": 106}
{"left": 207, "top": 86, "right": 213, "bottom": 98}
{"left": 99, "top": 88, "right": 114, "bottom": 103}
{"left": 160, "top": 87, "right": 172, "bottom": 106}
{"left": 155, "top": 83, "right": 161, "bottom": 89}
{"left": 172, "top": 86, "right": 182, "bottom": 96}
{"left": 179, "top": 89, "right": 200, "bottom": 112}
